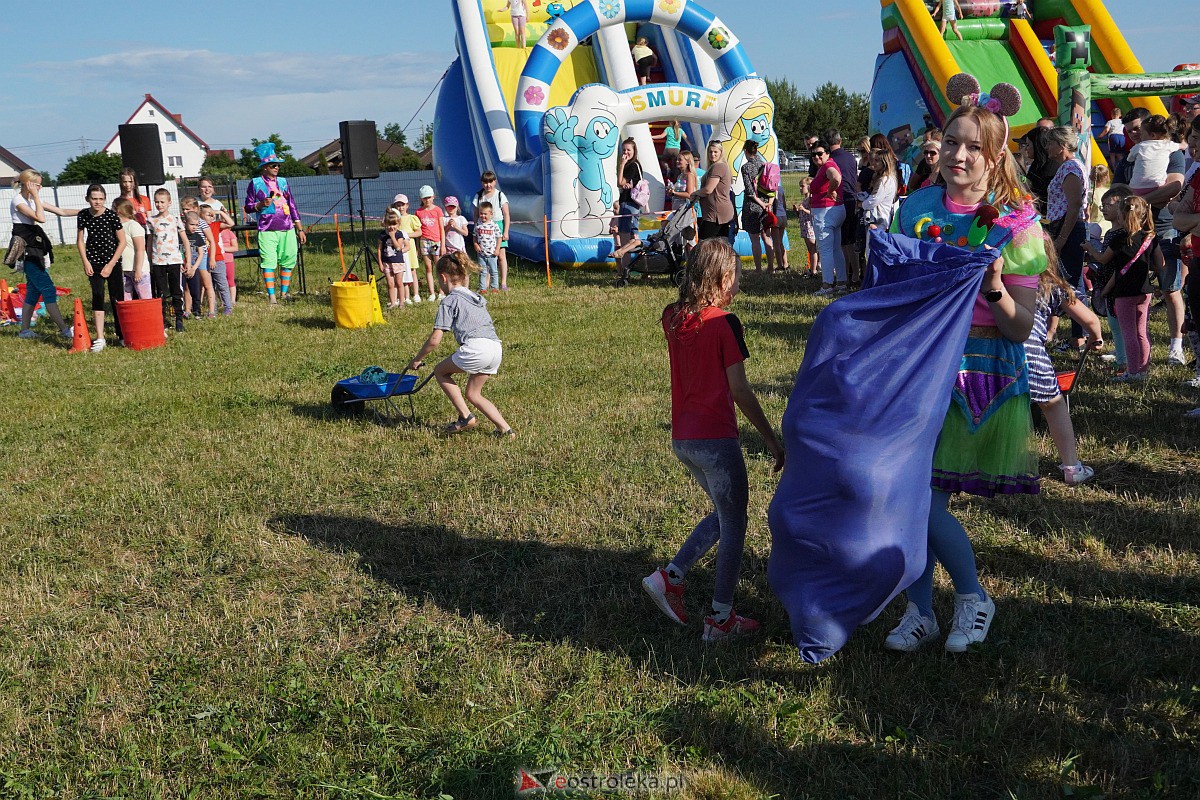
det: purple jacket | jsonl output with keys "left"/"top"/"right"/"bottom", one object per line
{"left": 244, "top": 175, "right": 300, "bottom": 233}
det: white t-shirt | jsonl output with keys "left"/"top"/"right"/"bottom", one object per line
{"left": 119, "top": 218, "right": 145, "bottom": 273}
{"left": 1102, "top": 118, "right": 1124, "bottom": 137}
{"left": 1128, "top": 138, "right": 1176, "bottom": 190}
{"left": 198, "top": 197, "right": 226, "bottom": 213}
{"left": 443, "top": 214, "right": 468, "bottom": 253}
{"left": 472, "top": 188, "right": 509, "bottom": 237}
{"left": 10, "top": 193, "right": 37, "bottom": 225}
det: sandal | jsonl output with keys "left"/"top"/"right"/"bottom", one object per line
{"left": 494, "top": 428, "right": 516, "bottom": 439}
{"left": 445, "top": 414, "right": 477, "bottom": 434}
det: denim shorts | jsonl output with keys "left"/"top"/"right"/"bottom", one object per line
{"left": 617, "top": 203, "right": 641, "bottom": 235}
{"left": 1158, "top": 237, "right": 1183, "bottom": 292}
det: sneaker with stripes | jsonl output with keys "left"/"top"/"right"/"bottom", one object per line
{"left": 945, "top": 593, "right": 995, "bottom": 653}
{"left": 883, "top": 602, "right": 940, "bottom": 652}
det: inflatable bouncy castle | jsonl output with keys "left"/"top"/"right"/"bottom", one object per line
{"left": 434, "top": 0, "right": 782, "bottom": 265}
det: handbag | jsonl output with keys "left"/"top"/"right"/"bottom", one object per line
{"left": 3, "top": 234, "right": 26, "bottom": 269}
{"left": 631, "top": 179, "right": 650, "bottom": 212}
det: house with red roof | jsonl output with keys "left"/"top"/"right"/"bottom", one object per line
{"left": 103, "top": 94, "right": 211, "bottom": 180}
{"left": 0, "top": 145, "right": 34, "bottom": 183}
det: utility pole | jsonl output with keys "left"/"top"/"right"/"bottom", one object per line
{"left": 79, "top": 136, "right": 87, "bottom": 155}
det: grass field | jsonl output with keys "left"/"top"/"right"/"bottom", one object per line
{"left": 2, "top": 227, "right": 1198, "bottom": 799}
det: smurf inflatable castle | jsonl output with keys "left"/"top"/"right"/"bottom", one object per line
{"left": 435, "top": 0, "right": 783, "bottom": 265}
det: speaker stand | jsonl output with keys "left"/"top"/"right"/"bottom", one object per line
{"left": 341, "top": 175, "right": 377, "bottom": 284}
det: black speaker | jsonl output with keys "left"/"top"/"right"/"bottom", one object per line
{"left": 340, "top": 120, "right": 380, "bottom": 179}
{"left": 118, "top": 123, "right": 165, "bottom": 185}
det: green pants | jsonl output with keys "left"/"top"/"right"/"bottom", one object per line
{"left": 259, "top": 229, "right": 298, "bottom": 273}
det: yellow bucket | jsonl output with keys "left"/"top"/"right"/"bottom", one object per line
{"left": 330, "top": 278, "right": 385, "bottom": 329}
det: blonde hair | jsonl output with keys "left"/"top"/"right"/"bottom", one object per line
{"left": 436, "top": 250, "right": 479, "bottom": 281}
{"left": 113, "top": 199, "right": 135, "bottom": 220}
{"left": 1046, "top": 125, "right": 1079, "bottom": 154}
{"left": 1037, "top": 231, "right": 1076, "bottom": 305}
{"left": 669, "top": 239, "right": 737, "bottom": 326}
{"left": 1088, "top": 163, "right": 1111, "bottom": 223}
{"left": 797, "top": 175, "right": 812, "bottom": 197}
{"left": 180, "top": 196, "right": 198, "bottom": 210}
{"left": 725, "top": 95, "right": 777, "bottom": 170}
{"left": 938, "top": 105, "right": 1025, "bottom": 211}
{"left": 1118, "top": 195, "right": 1154, "bottom": 238}
{"left": 13, "top": 168, "right": 40, "bottom": 190}
{"left": 184, "top": 211, "right": 200, "bottom": 224}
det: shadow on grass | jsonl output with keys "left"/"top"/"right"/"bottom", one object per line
{"left": 281, "top": 316, "right": 336, "bottom": 330}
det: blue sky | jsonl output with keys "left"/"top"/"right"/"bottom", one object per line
{"left": 4, "top": 0, "right": 1196, "bottom": 175}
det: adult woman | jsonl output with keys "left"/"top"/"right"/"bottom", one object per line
{"left": 667, "top": 151, "right": 697, "bottom": 212}
{"left": 858, "top": 145, "right": 898, "bottom": 244}
{"left": 654, "top": 120, "right": 685, "bottom": 160}
{"left": 1042, "top": 126, "right": 1089, "bottom": 348}
{"left": 611, "top": 138, "right": 644, "bottom": 270}
{"left": 117, "top": 167, "right": 151, "bottom": 227}
{"left": 739, "top": 139, "right": 773, "bottom": 271}
{"left": 910, "top": 135, "right": 942, "bottom": 192}
{"left": 692, "top": 140, "right": 735, "bottom": 241}
{"left": 1168, "top": 116, "right": 1200, "bottom": 385}
{"left": 885, "top": 94, "right": 1044, "bottom": 654}
{"left": 809, "top": 142, "right": 845, "bottom": 295}
{"left": 11, "top": 169, "right": 78, "bottom": 341}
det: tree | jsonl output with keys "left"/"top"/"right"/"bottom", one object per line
{"left": 57, "top": 151, "right": 124, "bottom": 184}
{"left": 317, "top": 149, "right": 330, "bottom": 175}
{"left": 379, "top": 123, "right": 408, "bottom": 148}
{"left": 765, "top": 79, "right": 870, "bottom": 151}
{"left": 379, "top": 151, "right": 423, "bottom": 173}
{"left": 200, "top": 150, "right": 247, "bottom": 180}
{"left": 765, "top": 77, "right": 807, "bottom": 151}
{"left": 416, "top": 122, "right": 434, "bottom": 153}
{"left": 238, "top": 133, "right": 313, "bottom": 178}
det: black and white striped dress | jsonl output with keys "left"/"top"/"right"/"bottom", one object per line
{"left": 1026, "top": 286, "right": 1068, "bottom": 403}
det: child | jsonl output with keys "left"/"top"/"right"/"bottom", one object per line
{"left": 148, "top": 188, "right": 189, "bottom": 332}
{"left": 442, "top": 197, "right": 469, "bottom": 255}
{"left": 414, "top": 185, "right": 445, "bottom": 301}
{"left": 199, "top": 205, "right": 234, "bottom": 315}
{"left": 76, "top": 184, "right": 127, "bottom": 352}
{"left": 1127, "top": 115, "right": 1177, "bottom": 196}
{"left": 183, "top": 211, "right": 217, "bottom": 319}
{"left": 641, "top": 238, "right": 785, "bottom": 642}
{"left": 934, "top": 0, "right": 963, "bottom": 41}
{"left": 631, "top": 37, "right": 656, "bottom": 86}
{"left": 1009, "top": 0, "right": 1030, "bottom": 20}
{"left": 1084, "top": 194, "right": 1163, "bottom": 382}
{"left": 790, "top": 176, "right": 819, "bottom": 279}
{"left": 114, "top": 199, "right": 149, "bottom": 301}
{"left": 473, "top": 202, "right": 502, "bottom": 293}
{"left": 1026, "top": 246, "right": 1104, "bottom": 484}
{"left": 473, "top": 172, "right": 511, "bottom": 291}
{"left": 390, "top": 194, "right": 424, "bottom": 303}
{"left": 179, "top": 197, "right": 216, "bottom": 317}
{"left": 1087, "top": 186, "right": 1133, "bottom": 370}
{"left": 502, "top": 0, "right": 529, "bottom": 49}
{"left": 378, "top": 209, "right": 409, "bottom": 308}
{"left": 220, "top": 226, "right": 239, "bottom": 305}
{"left": 407, "top": 251, "right": 513, "bottom": 437}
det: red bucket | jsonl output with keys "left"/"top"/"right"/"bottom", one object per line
{"left": 115, "top": 298, "right": 166, "bottom": 351}
{"left": 1056, "top": 371, "right": 1076, "bottom": 393}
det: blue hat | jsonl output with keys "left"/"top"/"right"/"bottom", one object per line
{"left": 254, "top": 141, "right": 284, "bottom": 168}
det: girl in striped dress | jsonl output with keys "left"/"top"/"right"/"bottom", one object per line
{"left": 1024, "top": 252, "right": 1104, "bottom": 485}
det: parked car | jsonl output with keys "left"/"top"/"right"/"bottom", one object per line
{"left": 779, "top": 150, "right": 810, "bottom": 172}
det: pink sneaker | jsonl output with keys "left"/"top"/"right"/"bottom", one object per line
{"left": 702, "top": 611, "right": 759, "bottom": 642}
{"left": 642, "top": 569, "right": 687, "bottom": 625}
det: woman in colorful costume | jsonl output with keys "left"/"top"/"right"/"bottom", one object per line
{"left": 767, "top": 75, "right": 1047, "bottom": 663}
{"left": 884, "top": 75, "right": 1047, "bottom": 654}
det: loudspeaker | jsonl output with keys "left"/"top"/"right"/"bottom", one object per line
{"left": 340, "top": 120, "right": 380, "bottom": 179}
{"left": 118, "top": 123, "right": 165, "bottom": 185}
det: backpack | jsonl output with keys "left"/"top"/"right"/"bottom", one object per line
{"left": 758, "top": 161, "right": 780, "bottom": 194}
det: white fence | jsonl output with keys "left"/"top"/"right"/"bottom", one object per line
{"left": 233, "top": 171, "right": 438, "bottom": 228}
{"left": 1, "top": 181, "right": 181, "bottom": 247}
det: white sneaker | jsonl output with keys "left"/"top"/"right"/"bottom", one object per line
{"left": 1182, "top": 375, "right": 1200, "bottom": 389}
{"left": 814, "top": 286, "right": 835, "bottom": 297}
{"left": 61, "top": 326, "right": 73, "bottom": 339}
{"left": 90, "top": 338, "right": 106, "bottom": 353}
{"left": 413, "top": 295, "right": 422, "bottom": 303}
{"left": 1100, "top": 354, "right": 1117, "bottom": 363}
{"left": 945, "top": 593, "right": 995, "bottom": 653}
{"left": 1167, "top": 349, "right": 1188, "bottom": 367}
{"left": 884, "top": 602, "right": 941, "bottom": 652}
{"left": 404, "top": 298, "right": 414, "bottom": 306}
{"left": 437, "top": 292, "right": 447, "bottom": 300}
{"left": 1059, "top": 462, "right": 1095, "bottom": 486}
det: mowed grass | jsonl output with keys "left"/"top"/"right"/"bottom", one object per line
{"left": 2, "top": 227, "right": 1198, "bottom": 800}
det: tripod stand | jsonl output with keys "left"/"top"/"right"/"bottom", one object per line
{"left": 341, "top": 174, "right": 376, "bottom": 283}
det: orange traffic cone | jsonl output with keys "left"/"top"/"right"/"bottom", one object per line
{"left": 70, "top": 297, "right": 92, "bottom": 353}
{"left": 0, "top": 278, "right": 14, "bottom": 323}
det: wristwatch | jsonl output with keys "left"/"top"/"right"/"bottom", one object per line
{"left": 984, "top": 288, "right": 1004, "bottom": 303}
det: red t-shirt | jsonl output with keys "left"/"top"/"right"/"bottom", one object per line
{"left": 662, "top": 304, "right": 749, "bottom": 440}
{"left": 415, "top": 205, "right": 444, "bottom": 243}
{"left": 810, "top": 161, "right": 842, "bottom": 208}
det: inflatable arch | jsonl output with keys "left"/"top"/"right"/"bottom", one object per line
{"left": 435, "top": 0, "right": 781, "bottom": 265}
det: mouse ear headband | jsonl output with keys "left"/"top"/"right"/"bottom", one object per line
{"left": 946, "top": 73, "right": 1023, "bottom": 139}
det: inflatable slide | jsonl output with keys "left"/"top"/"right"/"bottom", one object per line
{"left": 434, "top": 0, "right": 782, "bottom": 265}
{"left": 869, "top": 0, "right": 1167, "bottom": 164}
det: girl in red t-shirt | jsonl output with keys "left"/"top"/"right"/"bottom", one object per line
{"left": 641, "top": 239, "right": 785, "bottom": 642}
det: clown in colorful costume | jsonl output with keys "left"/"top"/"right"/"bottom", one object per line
{"left": 892, "top": 184, "right": 1048, "bottom": 496}
{"left": 243, "top": 142, "right": 306, "bottom": 302}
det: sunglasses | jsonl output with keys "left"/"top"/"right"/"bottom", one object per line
{"left": 923, "top": 149, "right": 939, "bottom": 156}
{"left": 812, "top": 150, "right": 827, "bottom": 156}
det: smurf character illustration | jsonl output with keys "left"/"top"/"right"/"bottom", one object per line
{"left": 545, "top": 105, "right": 620, "bottom": 216}
{"left": 546, "top": 1, "right": 565, "bottom": 19}
{"left": 723, "top": 92, "right": 777, "bottom": 215}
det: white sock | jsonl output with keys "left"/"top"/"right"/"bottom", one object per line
{"left": 710, "top": 601, "right": 732, "bottom": 623}
{"left": 665, "top": 564, "right": 685, "bottom": 585}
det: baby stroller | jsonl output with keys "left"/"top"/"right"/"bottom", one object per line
{"left": 613, "top": 204, "right": 696, "bottom": 287}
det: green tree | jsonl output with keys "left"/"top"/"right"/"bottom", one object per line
{"left": 379, "top": 123, "right": 408, "bottom": 148}
{"left": 317, "top": 149, "right": 330, "bottom": 175}
{"left": 200, "top": 150, "right": 247, "bottom": 180}
{"left": 379, "top": 151, "right": 423, "bottom": 173}
{"left": 765, "top": 77, "right": 806, "bottom": 151}
{"left": 416, "top": 123, "right": 434, "bottom": 153}
{"left": 798, "top": 82, "right": 870, "bottom": 147}
{"left": 57, "top": 151, "right": 124, "bottom": 184}
{"left": 238, "top": 134, "right": 313, "bottom": 178}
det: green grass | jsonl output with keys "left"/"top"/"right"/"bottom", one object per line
{"left": 2, "top": 229, "right": 1197, "bottom": 799}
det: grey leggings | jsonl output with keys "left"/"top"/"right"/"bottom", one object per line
{"left": 669, "top": 437, "right": 749, "bottom": 606}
